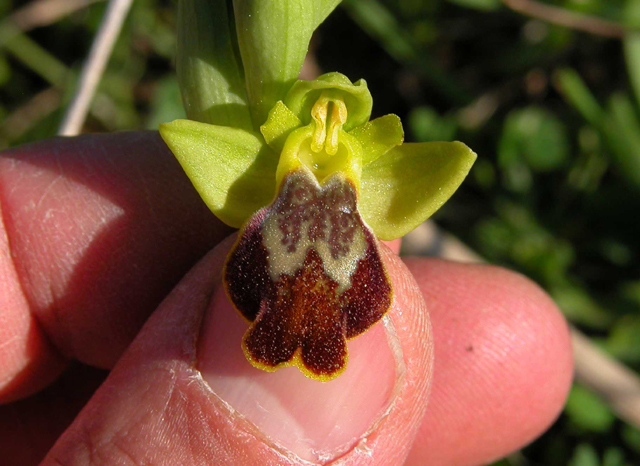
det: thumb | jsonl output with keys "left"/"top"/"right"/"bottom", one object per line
{"left": 42, "top": 236, "right": 432, "bottom": 466}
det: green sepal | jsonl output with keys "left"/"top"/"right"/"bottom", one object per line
{"left": 260, "top": 101, "right": 302, "bottom": 154}
{"left": 349, "top": 114, "right": 404, "bottom": 165}
{"left": 359, "top": 141, "right": 477, "bottom": 240}
{"left": 177, "top": 0, "right": 252, "bottom": 131}
{"left": 285, "top": 72, "right": 373, "bottom": 131}
{"left": 159, "top": 119, "right": 278, "bottom": 228}
{"left": 232, "top": 2, "right": 343, "bottom": 129}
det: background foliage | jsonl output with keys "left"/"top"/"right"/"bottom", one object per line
{"left": 1, "top": 0, "right": 640, "bottom": 464}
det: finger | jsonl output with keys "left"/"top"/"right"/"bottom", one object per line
{"left": 0, "top": 202, "right": 66, "bottom": 403}
{"left": 403, "top": 258, "right": 573, "bottom": 466}
{"left": 0, "top": 132, "right": 232, "bottom": 399}
{"left": 40, "top": 237, "right": 433, "bottom": 466}
{"left": 382, "top": 238, "right": 401, "bottom": 254}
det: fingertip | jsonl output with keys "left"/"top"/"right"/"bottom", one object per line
{"left": 381, "top": 238, "right": 401, "bottom": 255}
{"left": 404, "top": 258, "right": 573, "bottom": 466}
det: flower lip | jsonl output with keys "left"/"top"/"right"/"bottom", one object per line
{"left": 223, "top": 166, "right": 393, "bottom": 381}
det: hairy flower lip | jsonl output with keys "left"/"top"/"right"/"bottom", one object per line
{"left": 223, "top": 166, "right": 393, "bottom": 381}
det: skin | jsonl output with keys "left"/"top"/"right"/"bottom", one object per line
{"left": 0, "top": 132, "right": 573, "bottom": 466}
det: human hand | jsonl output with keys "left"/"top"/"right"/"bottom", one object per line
{"left": 0, "top": 132, "right": 573, "bottom": 466}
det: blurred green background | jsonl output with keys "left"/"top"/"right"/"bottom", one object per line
{"left": 1, "top": 0, "right": 640, "bottom": 464}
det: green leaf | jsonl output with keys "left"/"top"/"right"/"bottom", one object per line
{"left": 622, "top": 424, "right": 640, "bottom": 454}
{"left": 551, "top": 286, "right": 613, "bottom": 329}
{"left": 260, "top": 101, "right": 302, "bottom": 153}
{"left": 605, "top": 93, "right": 640, "bottom": 187}
{"left": 159, "top": 119, "right": 278, "bottom": 227}
{"left": 349, "top": 114, "right": 404, "bottom": 165}
{"left": 569, "top": 444, "right": 600, "bottom": 466}
{"left": 146, "top": 77, "right": 186, "bottom": 130}
{"left": 623, "top": 33, "right": 640, "bottom": 109}
{"left": 285, "top": 72, "right": 373, "bottom": 130}
{"left": 555, "top": 68, "right": 605, "bottom": 128}
{"left": 0, "top": 53, "right": 11, "bottom": 87}
{"left": 602, "top": 448, "right": 626, "bottom": 466}
{"left": 447, "top": 0, "right": 500, "bottom": 10}
{"left": 624, "top": 0, "right": 640, "bottom": 107}
{"left": 359, "top": 141, "right": 476, "bottom": 240}
{"left": 556, "top": 68, "right": 640, "bottom": 189}
{"left": 408, "top": 106, "right": 457, "bottom": 142}
{"left": 604, "top": 314, "right": 640, "bottom": 363}
{"left": 177, "top": 0, "right": 252, "bottom": 130}
{"left": 499, "top": 106, "right": 569, "bottom": 172}
{"left": 234, "top": 1, "right": 341, "bottom": 128}
{"left": 342, "top": 0, "right": 472, "bottom": 106}
{"left": 497, "top": 106, "right": 569, "bottom": 193}
{"left": 565, "top": 384, "right": 615, "bottom": 433}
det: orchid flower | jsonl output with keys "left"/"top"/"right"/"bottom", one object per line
{"left": 159, "top": 0, "right": 476, "bottom": 381}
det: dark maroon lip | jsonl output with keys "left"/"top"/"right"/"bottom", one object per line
{"left": 224, "top": 168, "right": 392, "bottom": 380}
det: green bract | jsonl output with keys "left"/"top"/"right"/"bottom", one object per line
{"left": 161, "top": 69, "right": 476, "bottom": 239}
{"left": 176, "top": 0, "right": 342, "bottom": 131}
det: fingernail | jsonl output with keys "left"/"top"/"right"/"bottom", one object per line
{"left": 197, "top": 280, "right": 404, "bottom": 463}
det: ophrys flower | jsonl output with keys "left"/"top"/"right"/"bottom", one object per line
{"left": 160, "top": 0, "right": 476, "bottom": 381}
